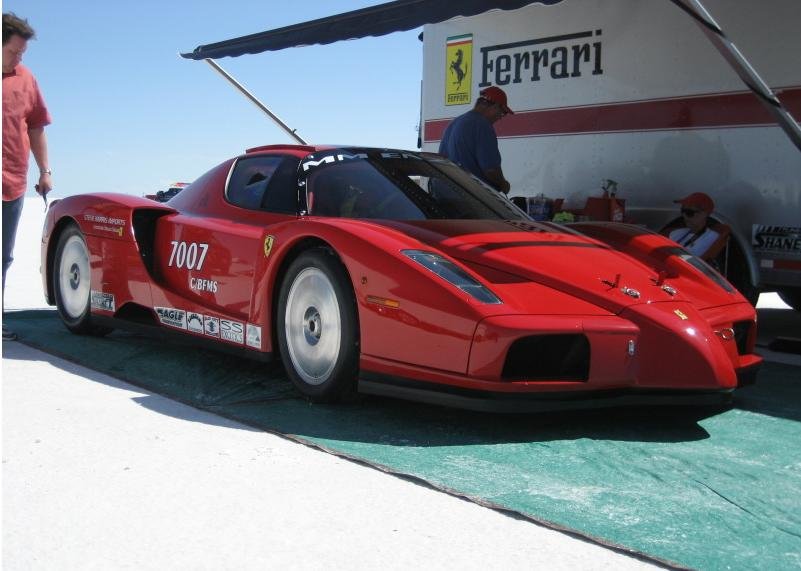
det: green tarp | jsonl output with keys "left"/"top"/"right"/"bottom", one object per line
{"left": 5, "top": 309, "right": 801, "bottom": 570}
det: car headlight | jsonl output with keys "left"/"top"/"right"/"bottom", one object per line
{"left": 402, "top": 249, "right": 502, "bottom": 304}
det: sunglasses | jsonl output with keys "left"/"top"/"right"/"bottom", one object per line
{"left": 681, "top": 208, "right": 701, "bottom": 217}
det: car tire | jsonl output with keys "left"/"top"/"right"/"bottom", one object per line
{"left": 277, "top": 248, "right": 359, "bottom": 402}
{"left": 777, "top": 287, "right": 801, "bottom": 312}
{"left": 53, "top": 224, "right": 112, "bottom": 336}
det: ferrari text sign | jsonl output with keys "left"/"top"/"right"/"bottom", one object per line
{"left": 478, "top": 29, "right": 603, "bottom": 87}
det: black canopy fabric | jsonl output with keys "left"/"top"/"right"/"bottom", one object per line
{"left": 181, "top": 0, "right": 563, "bottom": 60}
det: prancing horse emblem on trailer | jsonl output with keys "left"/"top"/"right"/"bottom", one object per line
{"left": 450, "top": 48, "right": 466, "bottom": 89}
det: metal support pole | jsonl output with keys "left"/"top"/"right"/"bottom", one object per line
{"left": 204, "top": 58, "right": 307, "bottom": 145}
{"left": 670, "top": 0, "right": 801, "bottom": 153}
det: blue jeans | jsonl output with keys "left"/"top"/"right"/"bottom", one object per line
{"left": 2, "top": 195, "right": 24, "bottom": 308}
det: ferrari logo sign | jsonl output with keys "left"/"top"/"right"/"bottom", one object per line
{"left": 445, "top": 34, "right": 472, "bottom": 106}
{"left": 263, "top": 235, "right": 275, "bottom": 258}
{"left": 674, "top": 309, "right": 689, "bottom": 320}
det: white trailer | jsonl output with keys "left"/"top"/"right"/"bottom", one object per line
{"left": 420, "top": 0, "right": 801, "bottom": 306}
{"left": 181, "top": 0, "right": 801, "bottom": 307}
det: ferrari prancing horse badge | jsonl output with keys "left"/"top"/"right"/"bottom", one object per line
{"left": 264, "top": 235, "right": 275, "bottom": 258}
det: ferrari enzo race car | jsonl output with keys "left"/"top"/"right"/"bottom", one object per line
{"left": 41, "top": 145, "right": 762, "bottom": 411}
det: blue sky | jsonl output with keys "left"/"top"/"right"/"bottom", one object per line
{"left": 8, "top": 1, "right": 424, "bottom": 197}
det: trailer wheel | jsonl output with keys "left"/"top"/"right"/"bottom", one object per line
{"left": 777, "top": 287, "right": 801, "bottom": 312}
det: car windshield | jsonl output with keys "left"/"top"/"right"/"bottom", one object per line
{"left": 302, "top": 149, "right": 527, "bottom": 221}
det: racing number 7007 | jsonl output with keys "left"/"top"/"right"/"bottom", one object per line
{"left": 168, "top": 240, "right": 209, "bottom": 270}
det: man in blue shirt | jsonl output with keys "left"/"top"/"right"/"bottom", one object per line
{"left": 438, "top": 86, "right": 513, "bottom": 194}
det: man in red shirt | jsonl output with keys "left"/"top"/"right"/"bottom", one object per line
{"left": 2, "top": 12, "right": 52, "bottom": 340}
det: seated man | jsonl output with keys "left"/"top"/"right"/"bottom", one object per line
{"left": 668, "top": 192, "right": 728, "bottom": 261}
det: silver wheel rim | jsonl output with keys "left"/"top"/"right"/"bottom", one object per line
{"left": 284, "top": 267, "right": 341, "bottom": 386}
{"left": 58, "top": 235, "right": 91, "bottom": 319}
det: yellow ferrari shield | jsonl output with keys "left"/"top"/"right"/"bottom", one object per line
{"left": 445, "top": 34, "right": 472, "bottom": 106}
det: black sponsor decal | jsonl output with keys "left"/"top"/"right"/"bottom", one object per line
{"left": 90, "top": 291, "right": 115, "bottom": 312}
{"left": 246, "top": 323, "right": 262, "bottom": 349}
{"left": 220, "top": 319, "right": 244, "bottom": 344}
{"left": 187, "top": 312, "right": 204, "bottom": 333}
{"left": 204, "top": 316, "right": 220, "bottom": 337}
{"left": 155, "top": 307, "right": 187, "bottom": 329}
{"left": 752, "top": 225, "right": 801, "bottom": 253}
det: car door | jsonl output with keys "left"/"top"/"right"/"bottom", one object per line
{"left": 153, "top": 154, "right": 300, "bottom": 321}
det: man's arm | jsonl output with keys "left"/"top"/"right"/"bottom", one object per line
{"left": 29, "top": 127, "right": 53, "bottom": 194}
{"left": 474, "top": 121, "right": 510, "bottom": 194}
{"left": 483, "top": 167, "right": 510, "bottom": 194}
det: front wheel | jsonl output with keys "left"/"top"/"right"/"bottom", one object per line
{"left": 277, "top": 249, "right": 359, "bottom": 402}
{"left": 53, "top": 224, "right": 112, "bottom": 336}
{"left": 778, "top": 287, "right": 801, "bottom": 312}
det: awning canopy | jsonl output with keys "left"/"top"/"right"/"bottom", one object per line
{"left": 180, "top": 0, "right": 563, "bottom": 60}
{"left": 180, "top": 0, "right": 801, "bottom": 152}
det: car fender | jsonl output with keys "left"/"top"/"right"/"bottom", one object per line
{"left": 255, "top": 218, "right": 490, "bottom": 375}
{"left": 43, "top": 193, "right": 176, "bottom": 308}
{"left": 567, "top": 221, "right": 747, "bottom": 308}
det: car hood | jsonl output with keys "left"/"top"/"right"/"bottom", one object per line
{"left": 379, "top": 219, "right": 672, "bottom": 313}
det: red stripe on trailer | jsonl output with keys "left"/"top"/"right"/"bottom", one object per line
{"left": 774, "top": 259, "right": 801, "bottom": 271}
{"left": 424, "top": 86, "right": 801, "bottom": 142}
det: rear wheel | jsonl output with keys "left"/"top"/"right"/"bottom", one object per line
{"left": 778, "top": 287, "right": 801, "bottom": 311}
{"left": 277, "top": 249, "right": 359, "bottom": 402}
{"left": 53, "top": 225, "right": 112, "bottom": 336}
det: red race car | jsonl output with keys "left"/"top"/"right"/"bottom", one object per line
{"left": 41, "top": 145, "right": 761, "bottom": 411}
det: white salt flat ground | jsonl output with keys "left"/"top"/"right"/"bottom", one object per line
{"left": 2, "top": 197, "right": 659, "bottom": 569}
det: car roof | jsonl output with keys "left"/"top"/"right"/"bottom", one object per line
{"left": 243, "top": 144, "right": 431, "bottom": 160}
{"left": 245, "top": 144, "right": 337, "bottom": 157}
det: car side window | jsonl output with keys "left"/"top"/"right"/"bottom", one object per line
{"left": 226, "top": 155, "right": 300, "bottom": 213}
{"left": 260, "top": 157, "right": 300, "bottom": 213}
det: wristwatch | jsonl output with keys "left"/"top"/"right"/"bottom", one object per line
{"left": 41, "top": 169, "right": 52, "bottom": 175}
